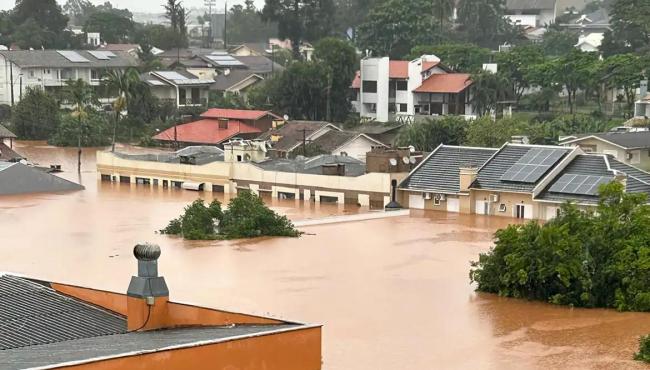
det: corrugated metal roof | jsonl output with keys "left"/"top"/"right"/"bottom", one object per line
{"left": 400, "top": 145, "right": 498, "bottom": 193}
{"left": 471, "top": 144, "right": 572, "bottom": 193}
{"left": 153, "top": 119, "right": 261, "bottom": 145}
{"left": 0, "top": 274, "right": 126, "bottom": 350}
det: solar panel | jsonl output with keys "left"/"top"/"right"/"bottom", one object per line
{"left": 500, "top": 148, "right": 566, "bottom": 183}
{"left": 549, "top": 174, "right": 614, "bottom": 195}
{"left": 156, "top": 71, "right": 188, "bottom": 81}
{"left": 204, "top": 54, "right": 244, "bottom": 66}
{"left": 87, "top": 51, "right": 110, "bottom": 60}
{"left": 57, "top": 50, "right": 90, "bottom": 63}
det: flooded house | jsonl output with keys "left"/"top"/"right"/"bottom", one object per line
{"left": 0, "top": 243, "right": 321, "bottom": 370}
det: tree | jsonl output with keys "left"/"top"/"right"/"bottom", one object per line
{"left": 83, "top": 10, "right": 134, "bottom": 43}
{"left": 12, "top": 0, "right": 68, "bottom": 40}
{"left": 495, "top": 44, "right": 545, "bottom": 102}
{"left": 394, "top": 116, "right": 468, "bottom": 151}
{"left": 333, "top": 0, "right": 378, "bottom": 40}
{"left": 554, "top": 50, "right": 599, "bottom": 114}
{"left": 356, "top": 0, "right": 437, "bottom": 58}
{"left": 409, "top": 43, "right": 492, "bottom": 72}
{"left": 63, "top": 79, "right": 97, "bottom": 172}
{"left": 313, "top": 38, "right": 357, "bottom": 122}
{"left": 600, "top": 0, "right": 650, "bottom": 56}
{"left": 541, "top": 28, "right": 577, "bottom": 56}
{"left": 470, "top": 182, "right": 650, "bottom": 312}
{"left": 102, "top": 68, "right": 140, "bottom": 151}
{"left": 49, "top": 110, "right": 111, "bottom": 147}
{"left": 163, "top": 0, "right": 188, "bottom": 48}
{"left": 227, "top": 0, "right": 277, "bottom": 43}
{"left": 465, "top": 116, "right": 525, "bottom": 147}
{"left": 262, "top": 0, "right": 335, "bottom": 58}
{"left": 456, "top": 0, "right": 519, "bottom": 48}
{"left": 11, "top": 88, "right": 60, "bottom": 140}
{"left": 469, "top": 70, "right": 511, "bottom": 116}
{"left": 12, "top": 17, "right": 48, "bottom": 49}
{"left": 602, "top": 54, "right": 646, "bottom": 114}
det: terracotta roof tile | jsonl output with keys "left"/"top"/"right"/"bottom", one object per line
{"left": 153, "top": 119, "right": 261, "bottom": 145}
{"left": 414, "top": 73, "right": 473, "bottom": 93}
{"left": 389, "top": 61, "right": 409, "bottom": 79}
{"left": 201, "top": 108, "right": 282, "bottom": 121}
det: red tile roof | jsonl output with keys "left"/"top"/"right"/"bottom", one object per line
{"left": 389, "top": 61, "right": 409, "bottom": 79}
{"left": 201, "top": 108, "right": 282, "bottom": 121}
{"left": 414, "top": 73, "right": 473, "bottom": 93}
{"left": 153, "top": 119, "right": 261, "bottom": 145}
{"left": 351, "top": 71, "right": 361, "bottom": 89}
{"left": 422, "top": 61, "right": 440, "bottom": 72}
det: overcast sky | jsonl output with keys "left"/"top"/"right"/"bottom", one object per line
{"left": 0, "top": 0, "right": 265, "bottom": 13}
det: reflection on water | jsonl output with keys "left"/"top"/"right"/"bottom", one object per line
{"left": 1, "top": 142, "right": 649, "bottom": 369}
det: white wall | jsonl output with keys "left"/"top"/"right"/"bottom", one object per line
{"left": 335, "top": 136, "right": 379, "bottom": 162}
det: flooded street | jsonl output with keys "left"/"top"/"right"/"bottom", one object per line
{"left": 2, "top": 142, "right": 650, "bottom": 369}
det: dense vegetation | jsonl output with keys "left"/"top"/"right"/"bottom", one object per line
{"left": 161, "top": 191, "right": 302, "bottom": 240}
{"left": 470, "top": 183, "right": 650, "bottom": 311}
{"left": 635, "top": 335, "right": 650, "bottom": 363}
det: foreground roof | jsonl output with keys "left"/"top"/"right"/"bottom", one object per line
{"left": 0, "top": 124, "right": 17, "bottom": 139}
{"left": 400, "top": 145, "right": 498, "bottom": 193}
{"left": 153, "top": 119, "right": 261, "bottom": 145}
{"left": 201, "top": 108, "right": 282, "bottom": 121}
{"left": 114, "top": 146, "right": 225, "bottom": 165}
{"left": 414, "top": 73, "right": 472, "bottom": 93}
{"left": 259, "top": 121, "right": 339, "bottom": 152}
{"left": 471, "top": 144, "right": 574, "bottom": 193}
{"left": 0, "top": 162, "right": 84, "bottom": 195}
{"left": 0, "top": 50, "right": 136, "bottom": 68}
{"left": 562, "top": 131, "right": 650, "bottom": 150}
{"left": 255, "top": 155, "right": 366, "bottom": 176}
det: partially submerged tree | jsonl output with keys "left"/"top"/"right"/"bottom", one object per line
{"left": 63, "top": 78, "right": 98, "bottom": 172}
{"left": 102, "top": 68, "right": 140, "bottom": 151}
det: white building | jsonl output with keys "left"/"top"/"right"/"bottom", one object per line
{"left": 351, "top": 55, "right": 474, "bottom": 123}
{"left": 576, "top": 32, "right": 604, "bottom": 52}
{"left": 0, "top": 50, "right": 137, "bottom": 105}
{"left": 505, "top": 0, "right": 557, "bottom": 27}
{"left": 141, "top": 71, "right": 213, "bottom": 108}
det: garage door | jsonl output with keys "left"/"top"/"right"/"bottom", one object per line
{"left": 409, "top": 194, "right": 425, "bottom": 210}
{"left": 447, "top": 198, "right": 460, "bottom": 213}
{"left": 475, "top": 200, "right": 489, "bottom": 215}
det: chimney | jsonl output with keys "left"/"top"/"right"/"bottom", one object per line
{"left": 126, "top": 243, "right": 169, "bottom": 331}
{"left": 459, "top": 167, "right": 478, "bottom": 193}
{"left": 218, "top": 118, "right": 229, "bottom": 129}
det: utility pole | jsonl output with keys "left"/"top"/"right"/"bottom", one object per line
{"left": 9, "top": 62, "right": 14, "bottom": 106}
{"left": 223, "top": 1, "right": 227, "bottom": 49}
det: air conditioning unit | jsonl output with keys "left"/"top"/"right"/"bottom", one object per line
{"left": 435, "top": 194, "right": 446, "bottom": 201}
{"left": 490, "top": 194, "right": 499, "bottom": 203}
{"left": 423, "top": 192, "right": 432, "bottom": 200}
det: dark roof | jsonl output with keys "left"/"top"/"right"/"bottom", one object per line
{"left": 0, "top": 124, "right": 17, "bottom": 139}
{"left": 400, "top": 145, "right": 498, "bottom": 193}
{"left": 0, "top": 162, "right": 84, "bottom": 195}
{"left": 211, "top": 70, "right": 263, "bottom": 91}
{"left": 311, "top": 130, "right": 359, "bottom": 152}
{"left": 114, "top": 146, "right": 225, "bottom": 165}
{"left": 564, "top": 131, "right": 650, "bottom": 149}
{"left": 234, "top": 56, "right": 284, "bottom": 74}
{"left": 537, "top": 154, "right": 650, "bottom": 204}
{"left": 259, "top": 121, "right": 337, "bottom": 152}
{"left": 0, "top": 274, "right": 126, "bottom": 351}
{"left": 348, "top": 122, "right": 405, "bottom": 135}
{"left": 255, "top": 155, "right": 366, "bottom": 176}
{"left": 0, "top": 142, "right": 24, "bottom": 161}
{"left": 506, "top": 0, "right": 556, "bottom": 10}
{"left": 0, "top": 50, "right": 137, "bottom": 68}
{"left": 471, "top": 144, "right": 573, "bottom": 193}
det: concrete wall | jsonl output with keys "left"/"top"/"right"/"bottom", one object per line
{"left": 360, "top": 57, "right": 389, "bottom": 122}
{"left": 566, "top": 138, "right": 650, "bottom": 170}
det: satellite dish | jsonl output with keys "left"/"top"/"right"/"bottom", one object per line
{"left": 409, "top": 145, "right": 415, "bottom": 153}
{"left": 409, "top": 157, "right": 417, "bottom": 164}
{"left": 283, "top": 114, "right": 289, "bottom": 121}
{"left": 224, "top": 68, "right": 231, "bottom": 76}
{"left": 402, "top": 156, "right": 410, "bottom": 164}
{"left": 389, "top": 158, "right": 397, "bottom": 166}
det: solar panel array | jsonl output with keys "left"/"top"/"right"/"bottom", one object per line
{"left": 156, "top": 71, "right": 188, "bottom": 81}
{"left": 87, "top": 50, "right": 116, "bottom": 60}
{"left": 549, "top": 174, "right": 614, "bottom": 195}
{"left": 500, "top": 148, "right": 565, "bottom": 183}
{"left": 204, "top": 54, "right": 244, "bottom": 66}
{"left": 57, "top": 50, "right": 90, "bottom": 63}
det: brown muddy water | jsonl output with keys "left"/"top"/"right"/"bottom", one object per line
{"left": 1, "top": 141, "right": 650, "bottom": 369}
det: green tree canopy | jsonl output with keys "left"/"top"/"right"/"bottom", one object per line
{"left": 469, "top": 70, "right": 512, "bottom": 116}
{"left": 227, "top": 0, "right": 277, "bottom": 43}
{"left": 313, "top": 37, "right": 358, "bottom": 122}
{"left": 49, "top": 110, "right": 110, "bottom": 147}
{"left": 471, "top": 182, "right": 650, "bottom": 312}
{"left": 12, "top": 88, "right": 60, "bottom": 140}
{"left": 394, "top": 116, "right": 468, "bottom": 151}
{"left": 600, "top": 0, "right": 650, "bottom": 56}
{"left": 541, "top": 28, "right": 577, "bottom": 56}
{"left": 495, "top": 44, "right": 545, "bottom": 101}
{"left": 465, "top": 116, "right": 525, "bottom": 147}
{"left": 456, "top": 0, "right": 520, "bottom": 48}
{"left": 83, "top": 10, "right": 134, "bottom": 43}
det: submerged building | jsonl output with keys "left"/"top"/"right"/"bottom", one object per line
{"left": 0, "top": 162, "right": 84, "bottom": 195}
{"left": 0, "top": 243, "right": 321, "bottom": 370}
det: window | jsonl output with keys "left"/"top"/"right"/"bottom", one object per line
{"left": 28, "top": 70, "right": 34, "bottom": 78}
{"left": 433, "top": 197, "right": 441, "bottom": 206}
{"left": 91, "top": 69, "right": 100, "bottom": 80}
{"left": 499, "top": 204, "right": 507, "bottom": 212}
{"left": 191, "top": 88, "right": 200, "bottom": 104}
{"left": 178, "top": 88, "right": 187, "bottom": 104}
{"left": 362, "top": 80, "right": 377, "bottom": 93}
{"left": 399, "top": 104, "right": 407, "bottom": 112}
{"left": 43, "top": 69, "right": 50, "bottom": 74}
{"left": 396, "top": 80, "right": 408, "bottom": 91}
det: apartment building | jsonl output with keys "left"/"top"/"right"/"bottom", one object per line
{"left": 351, "top": 55, "right": 474, "bottom": 123}
{"left": 0, "top": 50, "right": 137, "bottom": 105}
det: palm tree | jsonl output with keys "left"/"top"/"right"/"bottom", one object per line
{"left": 103, "top": 68, "right": 140, "bottom": 152}
{"left": 63, "top": 79, "right": 97, "bottom": 173}
{"left": 469, "top": 70, "right": 511, "bottom": 117}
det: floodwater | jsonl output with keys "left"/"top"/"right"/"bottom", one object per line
{"left": 2, "top": 141, "right": 650, "bottom": 369}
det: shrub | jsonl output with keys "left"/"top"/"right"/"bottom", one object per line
{"left": 161, "top": 191, "right": 300, "bottom": 240}
{"left": 48, "top": 111, "right": 111, "bottom": 147}
{"left": 470, "top": 182, "right": 650, "bottom": 311}
{"left": 635, "top": 335, "right": 650, "bottom": 363}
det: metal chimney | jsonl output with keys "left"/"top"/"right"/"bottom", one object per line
{"left": 127, "top": 243, "right": 169, "bottom": 299}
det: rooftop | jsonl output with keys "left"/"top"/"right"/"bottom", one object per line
{"left": 149, "top": 70, "right": 214, "bottom": 86}
{"left": 114, "top": 146, "right": 225, "bottom": 165}
{"left": 562, "top": 131, "right": 650, "bottom": 150}
{"left": 389, "top": 61, "right": 409, "bottom": 79}
{"left": 506, "top": 0, "right": 556, "bottom": 10}
{"left": 258, "top": 121, "right": 338, "bottom": 152}
{"left": 255, "top": 155, "right": 366, "bottom": 176}
{"left": 211, "top": 70, "right": 264, "bottom": 91}
{"left": 0, "top": 124, "right": 17, "bottom": 139}
{"left": 0, "top": 162, "right": 84, "bottom": 195}
{"left": 0, "top": 50, "right": 137, "bottom": 68}
{"left": 201, "top": 108, "right": 282, "bottom": 121}
{"left": 414, "top": 73, "right": 473, "bottom": 93}
{"left": 400, "top": 145, "right": 499, "bottom": 193}
{"left": 153, "top": 119, "right": 261, "bottom": 145}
